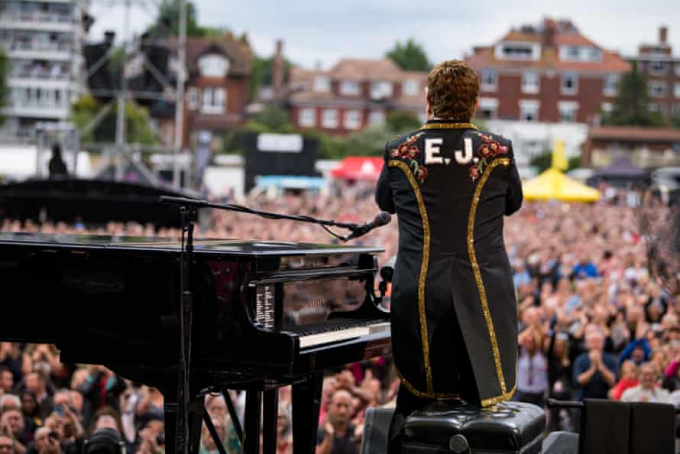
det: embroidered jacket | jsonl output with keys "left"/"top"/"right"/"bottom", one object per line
{"left": 375, "top": 119, "right": 523, "bottom": 406}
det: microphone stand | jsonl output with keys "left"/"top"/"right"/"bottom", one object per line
{"left": 160, "top": 196, "right": 364, "bottom": 241}
{"left": 176, "top": 204, "right": 196, "bottom": 454}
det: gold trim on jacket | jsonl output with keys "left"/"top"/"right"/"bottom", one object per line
{"left": 467, "top": 157, "right": 514, "bottom": 406}
{"left": 389, "top": 159, "right": 434, "bottom": 393}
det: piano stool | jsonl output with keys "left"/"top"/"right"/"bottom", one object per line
{"left": 359, "top": 401, "right": 545, "bottom": 454}
{"left": 402, "top": 400, "right": 545, "bottom": 454}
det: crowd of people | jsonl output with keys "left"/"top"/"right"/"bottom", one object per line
{"left": 0, "top": 183, "right": 678, "bottom": 454}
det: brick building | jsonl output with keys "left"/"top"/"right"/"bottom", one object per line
{"left": 466, "top": 18, "right": 630, "bottom": 124}
{"left": 287, "top": 58, "right": 427, "bottom": 135}
{"left": 627, "top": 26, "right": 680, "bottom": 120}
{"left": 156, "top": 35, "right": 252, "bottom": 149}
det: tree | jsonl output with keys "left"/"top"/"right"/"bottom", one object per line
{"left": 386, "top": 111, "right": 421, "bottom": 132}
{"left": 605, "top": 66, "right": 668, "bottom": 127}
{"left": 147, "top": 0, "right": 219, "bottom": 38}
{"left": 244, "top": 105, "right": 294, "bottom": 134}
{"left": 71, "top": 96, "right": 158, "bottom": 145}
{"left": 386, "top": 38, "right": 431, "bottom": 72}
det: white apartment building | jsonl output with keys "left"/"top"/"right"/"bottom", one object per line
{"left": 0, "top": 0, "right": 88, "bottom": 138}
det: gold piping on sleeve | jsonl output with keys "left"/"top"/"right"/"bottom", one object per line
{"left": 467, "top": 157, "right": 511, "bottom": 398}
{"left": 388, "top": 159, "right": 433, "bottom": 393}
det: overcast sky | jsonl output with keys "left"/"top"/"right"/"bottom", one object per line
{"left": 89, "top": 0, "right": 680, "bottom": 69}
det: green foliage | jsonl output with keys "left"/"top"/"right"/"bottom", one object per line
{"left": 605, "top": 66, "right": 669, "bottom": 127}
{"left": 530, "top": 150, "right": 581, "bottom": 173}
{"left": 147, "top": 0, "right": 228, "bottom": 38}
{"left": 244, "top": 105, "right": 294, "bottom": 134}
{"left": 386, "top": 38, "right": 431, "bottom": 71}
{"left": 343, "top": 125, "right": 396, "bottom": 156}
{"left": 70, "top": 96, "right": 158, "bottom": 145}
{"left": 386, "top": 111, "right": 421, "bottom": 132}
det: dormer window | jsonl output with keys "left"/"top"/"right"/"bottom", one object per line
{"left": 495, "top": 42, "right": 541, "bottom": 61}
{"left": 340, "top": 80, "right": 360, "bottom": 96}
{"left": 559, "top": 46, "right": 602, "bottom": 62}
{"left": 313, "top": 76, "right": 330, "bottom": 92}
{"left": 198, "top": 54, "right": 229, "bottom": 78}
{"left": 370, "top": 81, "right": 392, "bottom": 100}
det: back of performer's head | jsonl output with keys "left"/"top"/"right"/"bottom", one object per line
{"left": 426, "top": 60, "right": 479, "bottom": 122}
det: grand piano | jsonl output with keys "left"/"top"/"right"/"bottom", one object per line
{"left": 0, "top": 232, "right": 392, "bottom": 454}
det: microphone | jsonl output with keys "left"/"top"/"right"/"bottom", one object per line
{"left": 344, "top": 212, "right": 392, "bottom": 241}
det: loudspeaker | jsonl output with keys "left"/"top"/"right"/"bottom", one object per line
{"left": 542, "top": 431, "right": 579, "bottom": 454}
{"left": 360, "top": 407, "right": 394, "bottom": 454}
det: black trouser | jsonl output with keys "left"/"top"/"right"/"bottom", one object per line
{"left": 387, "top": 311, "right": 480, "bottom": 454}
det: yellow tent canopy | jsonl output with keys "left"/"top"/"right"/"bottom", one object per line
{"left": 522, "top": 168, "right": 601, "bottom": 202}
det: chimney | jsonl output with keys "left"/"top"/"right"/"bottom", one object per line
{"left": 543, "top": 18, "right": 556, "bottom": 48}
{"left": 660, "top": 26, "right": 668, "bottom": 44}
{"left": 273, "top": 39, "right": 284, "bottom": 99}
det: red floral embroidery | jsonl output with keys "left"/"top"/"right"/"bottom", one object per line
{"left": 416, "top": 166, "right": 428, "bottom": 183}
{"left": 469, "top": 166, "right": 479, "bottom": 181}
{"left": 469, "top": 133, "right": 509, "bottom": 182}
{"left": 389, "top": 132, "right": 428, "bottom": 184}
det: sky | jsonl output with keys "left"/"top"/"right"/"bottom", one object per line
{"left": 88, "top": 0, "right": 680, "bottom": 69}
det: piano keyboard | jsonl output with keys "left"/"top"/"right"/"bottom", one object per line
{"left": 298, "top": 321, "right": 391, "bottom": 348}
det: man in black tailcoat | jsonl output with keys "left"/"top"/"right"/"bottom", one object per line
{"left": 375, "top": 60, "right": 523, "bottom": 453}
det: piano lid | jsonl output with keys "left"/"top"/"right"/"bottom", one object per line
{"left": 0, "top": 232, "right": 384, "bottom": 256}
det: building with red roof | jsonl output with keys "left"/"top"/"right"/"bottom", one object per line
{"left": 466, "top": 18, "right": 630, "bottom": 124}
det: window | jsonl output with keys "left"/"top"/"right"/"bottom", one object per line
{"left": 370, "top": 81, "right": 392, "bottom": 100}
{"left": 648, "top": 103, "right": 660, "bottom": 112}
{"left": 649, "top": 60, "right": 667, "bottom": 75}
{"left": 561, "top": 72, "right": 578, "bottom": 95}
{"left": 477, "top": 98, "right": 498, "bottom": 119}
{"left": 519, "top": 100, "right": 540, "bottom": 122}
{"left": 368, "top": 110, "right": 385, "bottom": 125}
{"left": 340, "top": 80, "right": 360, "bottom": 96}
{"left": 674, "top": 83, "right": 680, "bottom": 98}
{"left": 187, "top": 87, "right": 199, "bottom": 110}
{"left": 481, "top": 69, "right": 498, "bottom": 91}
{"left": 566, "top": 46, "right": 580, "bottom": 60}
{"left": 603, "top": 74, "right": 619, "bottom": 96}
{"left": 648, "top": 81, "right": 667, "bottom": 98}
{"left": 321, "top": 109, "right": 339, "bottom": 128}
{"left": 344, "top": 110, "right": 362, "bottom": 130}
{"left": 587, "top": 47, "right": 603, "bottom": 61}
{"left": 521, "top": 71, "right": 539, "bottom": 94}
{"left": 313, "top": 76, "right": 330, "bottom": 93}
{"left": 198, "top": 54, "right": 229, "bottom": 78}
{"left": 559, "top": 46, "right": 602, "bottom": 62}
{"left": 298, "top": 108, "right": 316, "bottom": 128}
{"left": 495, "top": 42, "right": 540, "bottom": 61}
{"left": 558, "top": 101, "right": 579, "bottom": 122}
{"left": 201, "top": 87, "right": 225, "bottom": 114}
{"left": 402, "top": 80, "right": 420, "bottom": 96}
